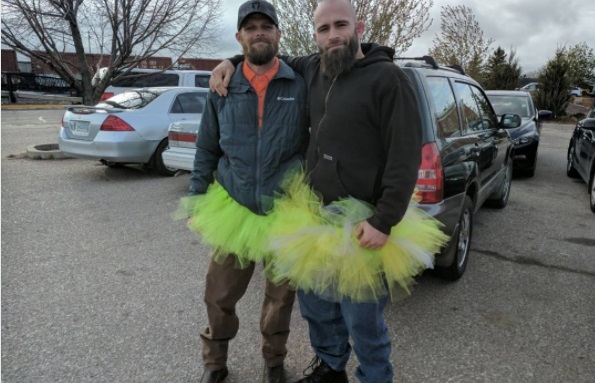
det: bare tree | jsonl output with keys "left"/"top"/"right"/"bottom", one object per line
{"left": 428, "top": 5, "right": 493, "bottom": 81}
{"left": 272, "top": 0, "right": 433, "bottom": 56}
{"left": 2, "top": 0, "right": 222, "bottom": 104}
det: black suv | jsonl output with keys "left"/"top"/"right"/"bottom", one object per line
{"left": 397, "top": 56, "right": 519, "bottom": 280}
{"left": 567, "top": 107, "right": 595, "bottom": 212}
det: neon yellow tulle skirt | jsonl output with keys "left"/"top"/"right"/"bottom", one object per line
{"left": 173, "top": 182, "right": 276, "bottom": 268}
{"left": 266, "top": 172, "right": 450, "bottom": 302}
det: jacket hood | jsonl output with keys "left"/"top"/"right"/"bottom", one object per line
{"left": 354, "top": 43, "right": 395, "bottom": 68}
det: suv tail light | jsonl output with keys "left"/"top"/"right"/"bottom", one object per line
{"left": 168, "top": 131, "right": 197, "bottom": 143}
{"left": 100, "top": 115, "right": 135, "bottom": 131}
{"left": 100, "top": 92, "right": 114, "bottom": 101}
{"left": 416, "top": 142, "right": 444, "bottom": 204}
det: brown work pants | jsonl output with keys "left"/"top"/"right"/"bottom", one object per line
{"left": 200, "top": 252, "right": 296, "bottom": 370}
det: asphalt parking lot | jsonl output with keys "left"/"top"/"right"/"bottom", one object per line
{"left": 2, "top": 109, "right": 594, "bottom": 383}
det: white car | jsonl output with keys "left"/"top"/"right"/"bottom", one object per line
{"left": 162, "top": 119, "right": 202, "bottom": 172}
{"left": 95, "top": 68, "right": 211, "bottom": 101}
{"left": 59, "top": 87, "right": 208, "bottom": 176}
{"left": 569, "top": 86, "right": 582, "bottom": 97}
{"left": 517, "top": 82, "right": 541, "bottom": 92}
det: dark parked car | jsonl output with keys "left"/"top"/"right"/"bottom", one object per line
{"left": 396, "top": 56, "right": 519, "bottom": 279}
{"left": 486, "top": 90, "right": 552, "bottom": 177}
{"left": 567, "top": 107, "right": 595, "bottom": 212}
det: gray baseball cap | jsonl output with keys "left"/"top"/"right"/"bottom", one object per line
{"left": 237, "top": 0, "right": 279, "bottom": 31}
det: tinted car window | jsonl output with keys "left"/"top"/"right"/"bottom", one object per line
{"left": 97, "top": 89, "right": 168, "bottom": 109}
{"left": 470, "top": 86, "right": 498, "bottom": 129}
{"left": 455, "top": 83, "right": 497, "bottom": 132}
{"left": 170, "top": 92, "right": 207, "bottom": 114}
{"left": 111, "top": 73, "right": 179, "bottom": 87}
{"left": 195, "top": 75, "right": 210, "bottom": 88}
{"left": 427, "top": 77, "right": 461, "bottom": 138}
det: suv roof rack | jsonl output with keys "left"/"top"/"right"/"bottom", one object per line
{"left": 446, "top": 64, "right": 466, "bottom": 76}
{"left": 395, "top": 56, "right": 439, "bottom": 69}
{"left": 395, "top": 55, "right": 467, "bottom": 76}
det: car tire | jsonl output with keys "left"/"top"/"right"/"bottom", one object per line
{"left": 436, "top": 195, "right": 473, "bottom": 281}
{"left": 526, "top": 145, "right": 538, "bottom": 177}
{"left": 567, "top": 145, "right": 580, "bottom": 178}
{"left": 590, "top": 170, "right": 595, "bottom": 213}
{"left": 518, "top": 145, "right": 538, "bottom": 178}
{"left": 486, "top": 160, "right": 512, "bottom": 208}
{"left": 152, "top": 139, "right": 177, "bottom": 177}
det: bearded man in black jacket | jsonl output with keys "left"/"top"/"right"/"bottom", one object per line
{"left": 210, "top": 0, "right": 424, "bottom": 382}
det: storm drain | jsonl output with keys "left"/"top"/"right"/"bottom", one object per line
{"left": 26, "top": 144, "right": 70, "bottom": 160}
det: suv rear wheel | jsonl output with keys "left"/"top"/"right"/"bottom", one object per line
{"left": 436, "top": 195, "right": 473, "bottom": 280}
{"left": 590, "top": 170, "right": 595, "bottom": 213}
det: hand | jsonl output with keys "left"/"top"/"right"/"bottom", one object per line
{"left": 354, "top": 221, "right": 388, "bottom": 250}
{"left": 209, "top": 59, "right": 235, "bottom": 97}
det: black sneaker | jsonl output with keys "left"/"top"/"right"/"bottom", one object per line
{"left": 295, "top": 356, "right": 348, "bottom": 383}
{"left": 199, "top": 366, "right": 228, "bottom": 383}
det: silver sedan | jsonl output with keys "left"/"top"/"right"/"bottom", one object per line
{"left": 58, "top": 87, "right": 208, "bottom": 176}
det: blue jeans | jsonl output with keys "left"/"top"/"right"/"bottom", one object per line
{"left": 298, "top": 290, "right": 393, "bottom": 383}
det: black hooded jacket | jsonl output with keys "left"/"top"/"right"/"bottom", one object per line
{"left": 231, "top": 44, "right": 422, "bottom": 234}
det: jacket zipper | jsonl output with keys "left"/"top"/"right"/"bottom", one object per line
{"left": 316, "top": 77, "right": 337, "bottom": 159}
{"left": 256, "top": 91, "right": 263, "bottom": 212}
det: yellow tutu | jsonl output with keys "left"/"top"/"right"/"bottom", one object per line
{"left": 267, "top": 172, "right": 450, "bottom": 302}
{"left": 173, "top": 182, "right": 276, "bottom": 268}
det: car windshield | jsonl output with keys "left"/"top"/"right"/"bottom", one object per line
{"left": 97, "top": 89, "right": 168, "bottom": 109}
{"left": 488, "top": 95, "right": 532, "bottom": 118}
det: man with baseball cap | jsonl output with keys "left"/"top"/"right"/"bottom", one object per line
{"left": 189, "top": 1, "right": 307, "bottom": 382}
{"left": 237, "top": 0, "right": 279, "bottom": 30}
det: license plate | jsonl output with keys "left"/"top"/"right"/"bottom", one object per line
{"left": 70, "top": 120, "right": 90, "bottom": 136}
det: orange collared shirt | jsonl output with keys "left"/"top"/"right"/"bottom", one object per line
{"left": 242, "top": 57, "right": 280, "bottom": 128}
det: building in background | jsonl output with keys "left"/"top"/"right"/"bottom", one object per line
{"left": 1, "top": 49, "right": 19, "bottom": 72}
{"left": 29, "top": 52, "right": 173, "bottom": 75}
{"left": 3, "top": 49, "right": 222, "bottom": 75}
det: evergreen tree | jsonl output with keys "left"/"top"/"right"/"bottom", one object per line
{"left": 483, "top": 47, "right": 521, "bottom": 90}
{"left": 535, "top": 49, "right": 570, "bottom": 118}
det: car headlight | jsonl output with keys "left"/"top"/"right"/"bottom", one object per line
{"left": 513, "top": 134, "right": 536, "bottom": 145}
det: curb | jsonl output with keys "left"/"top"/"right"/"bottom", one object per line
{"left": 26, "top": 144, "right": 70, "bottom": 160}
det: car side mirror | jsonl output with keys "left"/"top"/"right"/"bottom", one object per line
{"left": 579, "top": 119, "right": 595, "bottom": 130}
{"left": 500, "top": 114, "right": 521, "bottom": 129}
{"left": 538, "top": 110, "right": 553, "bottom": 120}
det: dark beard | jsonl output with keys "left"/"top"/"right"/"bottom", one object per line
{"left": 245, "top": 40, "right": 278, "bottom": 65}
{"left": 320, "top": 32, "right": 359, "bottom": 79}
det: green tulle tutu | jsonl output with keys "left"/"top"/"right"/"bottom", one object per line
{"left": 173, "top": 182, "right": 276, "bottom": 268}
{"left": 267, "top": 172, "right": 450, "bottom": 302}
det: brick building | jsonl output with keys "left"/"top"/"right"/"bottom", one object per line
{"left": 1, "top": 49, "right": 19, "bottom": 72}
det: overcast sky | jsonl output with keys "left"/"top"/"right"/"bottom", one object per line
{"left": 212, "top": 0, "right": 595, "bottom": 75}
